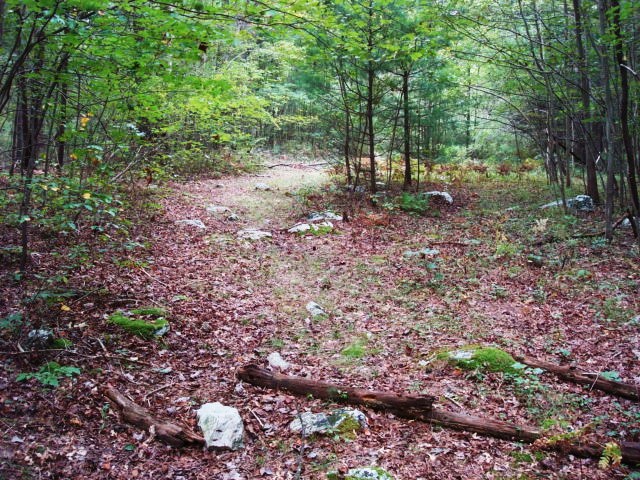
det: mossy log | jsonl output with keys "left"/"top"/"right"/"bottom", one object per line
{"left": 237, "top": 364, "right": 640, "bottom": 465}
{"left": 104, "top": 385, "right": 203, "bottom": 447}
{"left": 516, "top": 355, "right": 639, "bottom": 402}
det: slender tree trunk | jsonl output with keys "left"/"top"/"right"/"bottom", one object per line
{"left": 598, "top": 0, "right": 616, "bottom": 240}
{"left": 611, "top": 0, "right": 640, "bottom": 243}
{"left": 402, "top": 70, "right": 411, "bottom": 190}
{"left": 572, "top": 0, "right": 600, "bottom": 203}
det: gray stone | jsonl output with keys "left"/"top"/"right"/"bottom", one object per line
{"left": 267, "top": 352, "right": 290, "bottom": 370}
{"left": 237, "top": 229, "right": 272, "bottom": 241}
{"left": 288, "top": 223, "right": 311, "bottom": 233}
{"left": 540, "top": 195, "right": 594, "bottom": 212}
{"left": 176, "top": 219, "right": 206, "bottom": 229}
{"left": 196, "top": 402, "right": 244, "bottom": 450}
{"left": 226, "top": 213, "right": 240, "bottom": 221}
{"left": 343, "top": 467, "right": 394, "bottom": 480}
{"left": 307, "top": 211, "right": 343, "bottom": 222}
{"left": 306, "top": 301, "right": 325, "bottom": 317}
{"left": 289, "top": 409, "right": 367, "bottom": 437}
{"left": 255, "top": 183, "right": 272, "bottom": 191}
{"left": 25, "top": 329, "right": 54, "bottom": 349}
{"left": 423, "top": 191, "right": 453, "bottom": 204}
{"left": 206, "top": 205, "right": 231, "bottom": 214}
{"left": 403, "top": 248, "right": 440, "bottom": 258}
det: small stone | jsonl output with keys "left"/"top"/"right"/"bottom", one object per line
{"left": 267, "top": 352, "right": 290, "bottom": 370}
{"left": 255, "top": 183, "right": 271, "bottom": 191}
{"left": 215, "top": 183, "right": 224, "bottom": 188}
{"left": 289, "top": 409, "right": 367, "bottom": 437}
{"left": 226, "top": 213, "right": 240, "bottom": 221}
{"left": 423, "top": 191, "right": 453, "bottom": 204}
{"left": 25, "top": 329, "right": 54, "bottom": 349}
{"left": 197, "top": 402, "right": 244, "bottom": 451}
{"left": 345, "top": 466, "right": 395, "bottom": 480}
{"left": 306, "top": 301, "right": 325, "bottom": 317}
{"left": 288, "top": 223, "right": 311, "bottom": 233}
{"left": 206, "top": 205, "right": 231, "bottom": 214}
{"left": 176, "top": 219, "right": 206, "bottom": 229}
{"left": 403, "top": 248, "right": 439, "bottom": 258}
{"left": 237, "top": 229, "right": 272, "bottom": 241}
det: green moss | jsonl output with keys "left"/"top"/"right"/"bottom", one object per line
{"left": 52, "top": 338, "right": 73, "bottom": 349}
{"left": 439, "top": 346, "right": 517, "bottom": 373}
{"left": 130, "top": 306, "right": 166, "bottom": 317}
{"left": 341, "top": 339, "right": 367, "bottom": 359}
{"left": 107, "top": 309, "right": 169, "bottom": 339}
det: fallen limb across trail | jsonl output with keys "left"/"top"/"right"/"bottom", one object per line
{"left": 237, "top": 363, "right": 434, "bottom": 417}
{"left": 237, "top": 364, "right": 640, "bottom": 465}
{"left": 104, "top": 385, "right": 204, "bottom": 447}
{"left": 516, "top": 355, "right": 639, "bottom": 402}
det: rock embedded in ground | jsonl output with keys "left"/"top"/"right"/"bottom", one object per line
{"left": 226, "top": 213, "right": 240, "bottom": 221}
{"left": 308, "top": 211, "right": 343, "bottom": 222}
{"left": 403, "top": 248, "right": 440, "bottom": 258}
{"left": 206, "top": 205, "right": 231, "bottom": 214}
{"left": 289, "top": 409, "right": 367, "bottom": 437}
{"left": 196, "top": 402, "right": 244, "bottom": 450}
{"left": 25, "top": 329, "right": 54, "bottom": 349}
{"left": 327, "top": 467, "right": 395, "bottom": 480}
{"left": 288, "top": 223, "right": 311, "bottom": 233}
{"left": 540, "top": 195, "right": 595, "bottom": 212}
{"left": 267, "top": 352, "right": 290, "bottom": 370}
{"left": 237, "top": 229, "right": 272, "bottom": 241}
{"left": 176, "top": 219, "right": 206, "bottom": 229}
{"left": 306, "top": 301, "right": 326, "bottom": 316}
{"left": 422, "top": 191, "right": 453, "bottom": 204}
{"left": 255, "top": 183, "right": 272, "bottom": 191}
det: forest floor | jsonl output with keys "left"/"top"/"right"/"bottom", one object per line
{"left": 1, "top": 161, "right": 639, "bottom": 479}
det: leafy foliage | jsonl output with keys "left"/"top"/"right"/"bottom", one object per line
{"left": 16, "top": 362, "right": 81, "bottom": 388}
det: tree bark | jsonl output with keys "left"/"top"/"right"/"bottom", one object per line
{"left": 104, "top": 385, "right": 204, "bottom": 447}
{"left": 402, "top": 70, "right": 411, "bottom": 190}
{"left": 237, "top": 364, "right": 640, "bottom": 465}
{"left": 516, "top": 356, "right": 639, "bottom": 401}
{"left": 237, "top": 364, "right": 433, "bottom": 417}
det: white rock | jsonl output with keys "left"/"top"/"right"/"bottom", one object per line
{"left": 267, "top": 352, "right": 290, "bottom": 370}
{"left": 306, "top": 301, "right": 325, "bottom": 317}
{"left": 237, "top": 229, "right": 272, "bottom": 241}
{"left": 197, "top": 402, "right": 244, "bottom": 450}
{"left": 288, "top": 223, "right": 311, "bottom": 233}
{"left": 424, "top": 191, "right": 453, "bottom": 204}
{"left": 206, "top": 205, "right": 231, "bottom": 214}
{"left": 255, "top": 183, "right": 272, "bottom": 191}
{"left": 308, "top": 211, "right": 343, "bottom": 222}
{"left": 289, "top": 409, "right": 367, "bottom": 437}
{"left": 176, "top": 219, "right": 206, "bottom": 229}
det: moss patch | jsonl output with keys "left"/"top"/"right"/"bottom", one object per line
{"left": 107, "top": 307, "right": 169, "bottom": 339}
{"left": 51, "top": 338, "right": 73, "bottom": 349}
{"left": 439, "top": 346, "right": 517, "bottom": 373}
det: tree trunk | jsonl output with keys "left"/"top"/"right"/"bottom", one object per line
{"left": 104, "top": 385, "right": 204, "bottom": 447}
{"left": 402, "top": 70, "right": 411, "bottom": 190}
{"left": 237, "top": 364, "right": 640, "bottom": 465}
{"left": 237, "top": 364, "right": 434, "bottom": 417}
{"left": 517, "top": 356, "right": 639, "bottom": 401}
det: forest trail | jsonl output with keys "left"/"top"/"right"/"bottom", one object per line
{"left": 3, "top": 164, "right": 637, "bottom": 479}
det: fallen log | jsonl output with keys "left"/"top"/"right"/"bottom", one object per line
{"left": 237, "top": 363, "right": 434, "bottom": 418}
{"left": 237, "top": 364, "right": 640, "bottom": 465}
{"left": 516, "top": 356, "right": 639, "bottom": 402}
{"left": 104, "top": 385, "right": 204, "bottom": 447}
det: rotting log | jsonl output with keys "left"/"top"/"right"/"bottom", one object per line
{"left": 516, "top": 356, "right": 639, "bottom": 402}
{"left": 237, "top": 364, "right": 434, "bottom": 418}
{"left": 104, "top": 385, "right": 203, "bottom": 447}
{"left": 237, "top": 364, "right": 640, "bottom": 465}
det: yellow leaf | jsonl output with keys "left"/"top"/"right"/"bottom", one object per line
{"left": 61, "top": 305, "right": 71, "bottom": 312}
{"left": 51, "top": 187, "right": 59, "bottom": 192}
{"left": 82, "top": 192, "right": 91, "bottom": 199}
